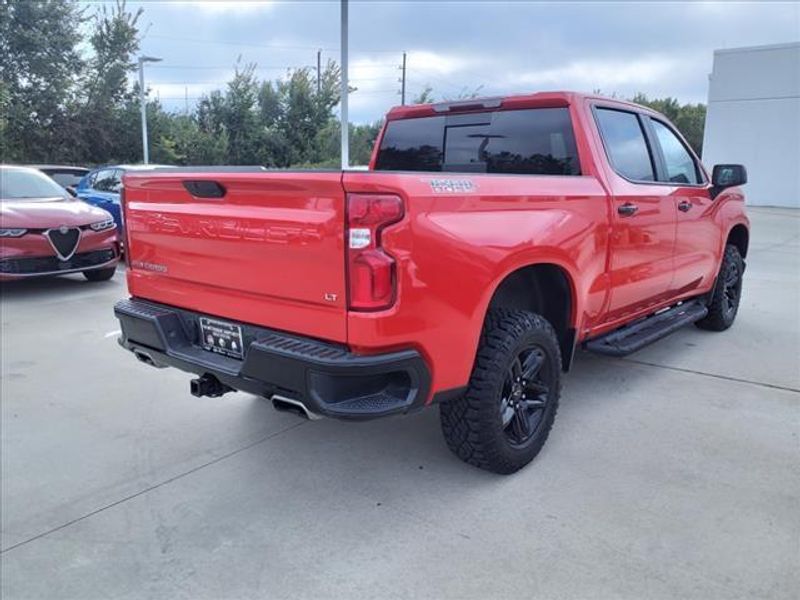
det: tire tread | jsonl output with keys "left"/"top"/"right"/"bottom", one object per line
{"left": 440, "top": 309, "right": 562, "bottom": 474}
{"left": 696, "top": 244, "right": 743, "bottom": 331}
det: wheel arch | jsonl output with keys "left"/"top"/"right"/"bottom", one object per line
{"left": 485, "top": 262, "right": 578, "bottom": 371}
{"left": 727, "top": 223, "right": 749, "bottom": 258}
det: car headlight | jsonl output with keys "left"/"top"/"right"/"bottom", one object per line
{"left": 0, "top": 228, "right": 27, "bottom": 237}
{"left": 89, "top": 219, "right": 116, "bottom": 232}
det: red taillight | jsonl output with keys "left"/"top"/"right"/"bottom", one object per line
{"left": 346, "top": 193, "right": 404, "bottom": 311}
{"left": 120, "top": 185, "right": 131, "bottom": 267}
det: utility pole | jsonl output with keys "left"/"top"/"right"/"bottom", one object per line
{"left": 316, "top": 49, "right": 321, "bottom": 94}
{"left": 400, "top": 52, "right": 407, "bottom": 105}
{"left": 138, "top": 55, "right": 162, "bottom": 164}
{"left": 340, "top": 0, "right": 349, "bottom": 169}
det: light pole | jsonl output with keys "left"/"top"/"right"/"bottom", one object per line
{"left": 340, "top": 0, "right": 348, "bottom": 169}
{"left": 138, "top": 55, "right": 162, "bottom": 164}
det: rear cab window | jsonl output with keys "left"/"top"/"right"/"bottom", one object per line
{"left": 375, "top": 107, "right": 581, "bottom": 175}
{"left": 48, "top": 171, "right": 86, "bottom": 188}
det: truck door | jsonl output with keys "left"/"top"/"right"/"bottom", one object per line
{"left": 645, "top": 117, "right": 721, "bottom": 295}
{"left": 593, "top": 106, "right": 677, "bottom": 323}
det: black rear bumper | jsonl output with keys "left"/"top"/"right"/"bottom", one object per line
{"left": 114, "top": 298, "right": 431, "bottom": 420}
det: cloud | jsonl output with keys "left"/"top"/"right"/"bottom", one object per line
{"left": 186, "top": 1, "right": 275, "bottom": 14}
{"left": 404, "top": 50, "right": 479, "bottom": 75}
{"left": 514, "top": 55, "right": 679, "bottom": 90}
{"left": 126, "top": 0, "right": 799, "bottom": 121}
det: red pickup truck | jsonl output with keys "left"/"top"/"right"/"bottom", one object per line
{"left": 115, "top": 92, "right": 749, "bottom": 474}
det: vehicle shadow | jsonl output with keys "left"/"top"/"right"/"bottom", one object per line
{"left": 238, "top": 347, "right": 674, "bottom": 489}
{"left": 0, "top": 272, "right": 124, "bottom": 301}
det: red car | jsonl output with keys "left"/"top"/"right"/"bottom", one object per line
{"left": 114, "top": 92, "right": 749, "bottom": 473}
{"left": 0, "top": 166, "right": 120, "bottom": 281}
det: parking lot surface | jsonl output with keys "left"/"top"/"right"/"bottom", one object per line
{"left": 2, "top": 207, "right": 798, "bottom": 600}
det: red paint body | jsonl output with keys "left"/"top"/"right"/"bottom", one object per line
{"left": 0, "top": 198, "right": 120, "bottom": 281}
{"left": 122, "top": 92, "right": 748, "bottom": 401}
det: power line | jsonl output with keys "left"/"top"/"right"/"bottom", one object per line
{"left": 149, "top": 76, "right": 399, "bottom": 86}
{"left": 147, "top": 64, "right": 313, "bottom": 70}
{"left": 157, "top": 88, "right": 400, "bottom": 101}
{"left": 144, "top": 34, "right": 405, "bottom": 55}
{"left": 147, "top": 63, "right": 399, "bottom": 70}
{"left": 146, "top": 34, "right": 338, "bottom": 51}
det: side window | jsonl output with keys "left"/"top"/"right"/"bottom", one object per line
{"left": 82, "top": 171, "right": 97, "bottom": 188}
{"left": 92, "top": 169, "right": 112, "bottom": 191}
{"left": 110, "top": 169, "right": 123, "bottom": 193}
{"left": 595, "top": 108, "right": 655, "bottom": 182}
{"left": 94, "top": 169, "right": 121, "bottom": 193}
{"left": 650, "top": 119, "right": 701, "bottom": 185}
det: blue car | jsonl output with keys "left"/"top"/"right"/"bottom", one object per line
{"left": 76, "top": 165, "right": 168, "bottom": 232}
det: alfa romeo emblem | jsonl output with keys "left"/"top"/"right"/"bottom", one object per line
{"left": 59, "top": 225, "right": 69, "bottom": 234}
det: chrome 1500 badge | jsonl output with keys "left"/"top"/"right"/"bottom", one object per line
{"left": 428, "top": 178, "right": 475, "bottom": 193}
{"left": 131, "top": 260, "right": 168, "bottom": 273}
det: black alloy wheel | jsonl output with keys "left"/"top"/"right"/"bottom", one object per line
{"left": 499, "top": 345, "right": 553, "bottom": 446}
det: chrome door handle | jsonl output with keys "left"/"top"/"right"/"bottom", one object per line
{"left": 678, "top": 200, "right": 692, "bottom": 212}
{"left": 617, "top": 203, "right": 638, "bottom": 217}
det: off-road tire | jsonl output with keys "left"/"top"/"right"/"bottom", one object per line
{"left": 83, "top": 266, "right": 116, "bottom": 282}
{"left": 440, "top": 309, "right": 562, "bottom": 474}
{"left": 696, "top": 244, "right": 744, "bottom": 331}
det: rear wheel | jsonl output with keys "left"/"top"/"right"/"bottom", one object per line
{"left": 439, "top": 309, "right": 561, "bottom": 474}
{"left": 696, "top": 244, "right": 744, "bottom": 331}
{"left": 83, "top": 266, "right": 116, "bottom": 282}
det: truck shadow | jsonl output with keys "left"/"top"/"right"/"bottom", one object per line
{"left": 241, "top": 347, "right": 662, "bottom": 488}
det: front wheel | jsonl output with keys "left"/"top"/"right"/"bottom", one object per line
{"left": 696, "top": 244, "right": 744, "bottom": 331}
{"left": 439, "top": 310, "right": 561, "bottom": 474}
{"left": 83, "top": 266, "right": 116, "bottom": 282}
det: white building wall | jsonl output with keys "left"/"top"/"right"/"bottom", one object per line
{"left": 702, "top": 43, "right": 800, "bottom": 208}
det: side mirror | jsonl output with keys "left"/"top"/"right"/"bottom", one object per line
{"left": 711, "top": 164, "right": 747, "bottom": 198}
{"left": 66, "top": 186, "right": 78, "bottom": 197}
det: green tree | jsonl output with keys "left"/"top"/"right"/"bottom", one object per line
{"left": 2, "top": 0, "right": 380, "bottom": 170}
{"left": 151, "top": 114, "right": 228, "bottom": 165}
{"left": 221, "top": 65, "right": 262, "bottom": 164}
{"left": 275, "top": 61, "right": 342, "bottom": 165}
{"left": 79, "top": 0, "right": 143, "bottom": 163}
{"left": 197, "top": 90, "right": 227, "bottom": 137}
{"left": 308, "top": 120, "right": 382, "bottom": 168}
{"left": 413, "top": 85, "right": 435, "bottom": 104}
{"left": 631, "top": 93, "right": 707, "bottom": 155}
{"left": 0, "top": 0, "right": 86, "bottom": 162}
{"left": 258, "top": 81, "right": 281, "bottom": 127}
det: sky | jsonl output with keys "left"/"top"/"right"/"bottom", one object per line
{"left": 87, "top": 0, "right": 800, "bottom": 123}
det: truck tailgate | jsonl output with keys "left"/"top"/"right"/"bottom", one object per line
{"left": 122, "top": 171, "right": 347, "bottom": 342}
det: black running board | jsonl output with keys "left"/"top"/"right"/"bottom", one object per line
{"left": 584, "top": 300, "right": 708, "bottom": 357}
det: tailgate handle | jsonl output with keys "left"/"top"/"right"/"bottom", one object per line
{"left": 183, "top": 180, "right": 226, "bottom": 199}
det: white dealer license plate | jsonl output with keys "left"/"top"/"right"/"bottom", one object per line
{"left": 199, "top": 317, "right": 244, "bottom": 359}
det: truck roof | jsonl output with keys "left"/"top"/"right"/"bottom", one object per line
{"left": 385, "top": 90, "right": 653, "bottom": 121}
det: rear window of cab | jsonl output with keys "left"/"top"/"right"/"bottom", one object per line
{"left": 375, "top": 107, "right": 581, "bottom": 176}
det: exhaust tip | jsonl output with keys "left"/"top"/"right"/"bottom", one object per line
{"left": 271, "top": 396, "right": 320, "bottom": 420}
{"left": 134, "top": 350, "right": 155, "bottom": 366}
